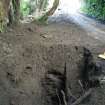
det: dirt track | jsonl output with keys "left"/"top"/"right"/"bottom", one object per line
{"left": 0, "top": 13, "right": 105, "bottom": 105}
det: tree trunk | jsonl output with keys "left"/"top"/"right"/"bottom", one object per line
{"left": 38, "top": 0, "right": 59, "bottom": 22}
{"left": 11, "top": 0, "right": 20, "bottom": 25}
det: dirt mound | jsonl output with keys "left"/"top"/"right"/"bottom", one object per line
{"left": 0, "top": 42, "right": 105, "bottom": 105}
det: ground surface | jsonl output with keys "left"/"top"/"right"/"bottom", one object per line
{"left": 0, "top": 11, "right": 105, "bottom": 105}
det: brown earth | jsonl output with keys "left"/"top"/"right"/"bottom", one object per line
{"left": 0, "top": 16, "right": 105, "bottom": 105}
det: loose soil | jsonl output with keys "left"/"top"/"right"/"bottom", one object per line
{"left": 0, "top": 16, "right": 105, "bottom": 105}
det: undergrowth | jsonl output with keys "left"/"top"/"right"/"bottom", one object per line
{"left": 81, "top": 0, "right": 105, "bottom": 21}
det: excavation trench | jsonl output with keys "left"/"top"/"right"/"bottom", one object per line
{"left": 0, "top": 44, "right": 104, "bottom": 105}
{"left": 41, "top": 45, "right": 104, "bottom": 105}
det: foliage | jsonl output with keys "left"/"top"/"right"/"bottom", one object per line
{"left": 81, "top": 0, "right": 105, "bottom": 21}
{"left": 20, "top": 0, "right": 30, "bottom": 16}
{"left": 38, "top": 0, "right": 59, "bottom": 23}
{"left": 20, "top": 0, "right": 59, "bottom": 24}
{"left": 20, "top": 0, "right": 49, "bottom": 17}
{"left": 0, "top": 0, "right": 59, "bottom": 29}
